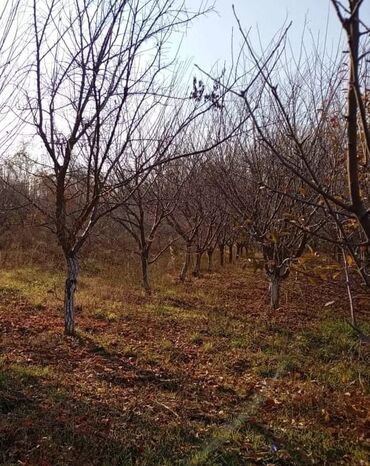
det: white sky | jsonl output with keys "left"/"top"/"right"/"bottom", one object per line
{"left": 179, "top": 0, "right": 370, "bottom": 71}
{"left": 5, "top": 0, "right": 370, "bottom": 158}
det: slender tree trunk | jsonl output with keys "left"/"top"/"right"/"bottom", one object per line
{"left": 179, "top": 242, "right": 191, "bottom": 282}
{"left": 193, "top": 251, "right": 202, "bottom": 277}
{"left": 345, "top": 2, "right": 370, "bottom": 241}
{"left": 342, "top": 247, "right": 356, "bottom": 326}
{"left": 207, "top": 249, "right": 213, "bottom": 272}
{"left": 228, "top": 244, "right": 233, "bottom": 263}
{"left": 269, "top": 275, "right": 280, "bottom": 310}
{"left": 334, "top": 245, "right": 341, "bottom": 263}
{"left": 169, "top": 245, "right": 176, "bottom": 270}
{"left": 219, "top": 244, "right": 225, "bottom": 267}
{"left": 64, "top": 254, "right": 78, "bottom": 336}
{"left": 141, "top": 249, "right": 151, "bottom": 292}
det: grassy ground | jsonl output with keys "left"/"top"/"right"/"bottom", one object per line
{"left": 0, "top": 259, "right": 369, "bottom": 465}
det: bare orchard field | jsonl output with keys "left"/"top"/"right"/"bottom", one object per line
{"left": 0, "top": 259, "right": 369, "bottom": 466}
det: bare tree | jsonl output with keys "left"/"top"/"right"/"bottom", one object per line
{"left": 224, "top": 1, "right": 370, "bottom": 294}
{"left": 0, "top": 0, "right": 26, "bottom": 151}
{"left": 113, "top": 163, "right": 183, "bottom": 292}
{"left": 211, "top": 136, "right": 320, "bottom": 309}
{"left": 166, "top": 158, "right": 203, "bottom": 281}
{"left": 24, "top": 0, "right": 214, "bottom": 335}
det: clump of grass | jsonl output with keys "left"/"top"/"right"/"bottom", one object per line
{"left": 8, "top": 364, "right": 53, "bottom": 380}
{"left": 190, "top": 333, "right": 203, "bottom": 345}
{"left": 93, "top": 308, "right": 119, "bottom": 322}
{"left": 121, "top": 345, "right": 139, "bottom": 359}
{"left": 281, "top": 426, "right": 349, "bottom": 465}
{"left": 296, "top": 319, "right": 370, "bottom": 390}
{"left": 302, "top": 319, "right": 358, "bottom": 360}
{"left": 160, "top": 339, "right": 174, "bottom": 351}
{"left": 0, "top": 267, "right": 63, "bottom": 307}
{"left": 229, "top": 337, "right": 248, "bottom": 349}
{"left": 207, "top": 315, "right": 233, "bottom": 338}
{"left": 203, "top": 341, "right": 214, "bottom": 352}
{"left": 255, "top": 364, "right": 277, "bottom": 379}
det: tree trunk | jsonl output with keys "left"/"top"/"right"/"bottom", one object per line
{"left": 141, "top": 249, "right": 151, "bottom": 292}
{"left": 207, "top": 250, "right": 213, "bottom": 272}
{"left": 193, "top": 251, "right": 202, "bottom": 277}
{"left": 236, "top": 243, "right": 241, "bottom": 259}
{"left": 219, "top": 244, "right": 225, "bottom": 267}
{"left": 169, "top": 244, "right": 176, "bottom": 270}
{"left": 228, "top": 244, "right": 233, "bottom": 263}
{"left": 345, "top": 2, "right": 370, "bottom": 242}
{"left": 179, "top": 242, "right": 191, "bottom": 282}
{"left": 64, "top": 254, "right": 78, "bottom": 336}
{"left": 270, "top": 276, "right": 280, "bottom": 310}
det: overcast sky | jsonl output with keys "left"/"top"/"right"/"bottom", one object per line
{"left": 179, "top": 0, "right": 370, "bottom": 71}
